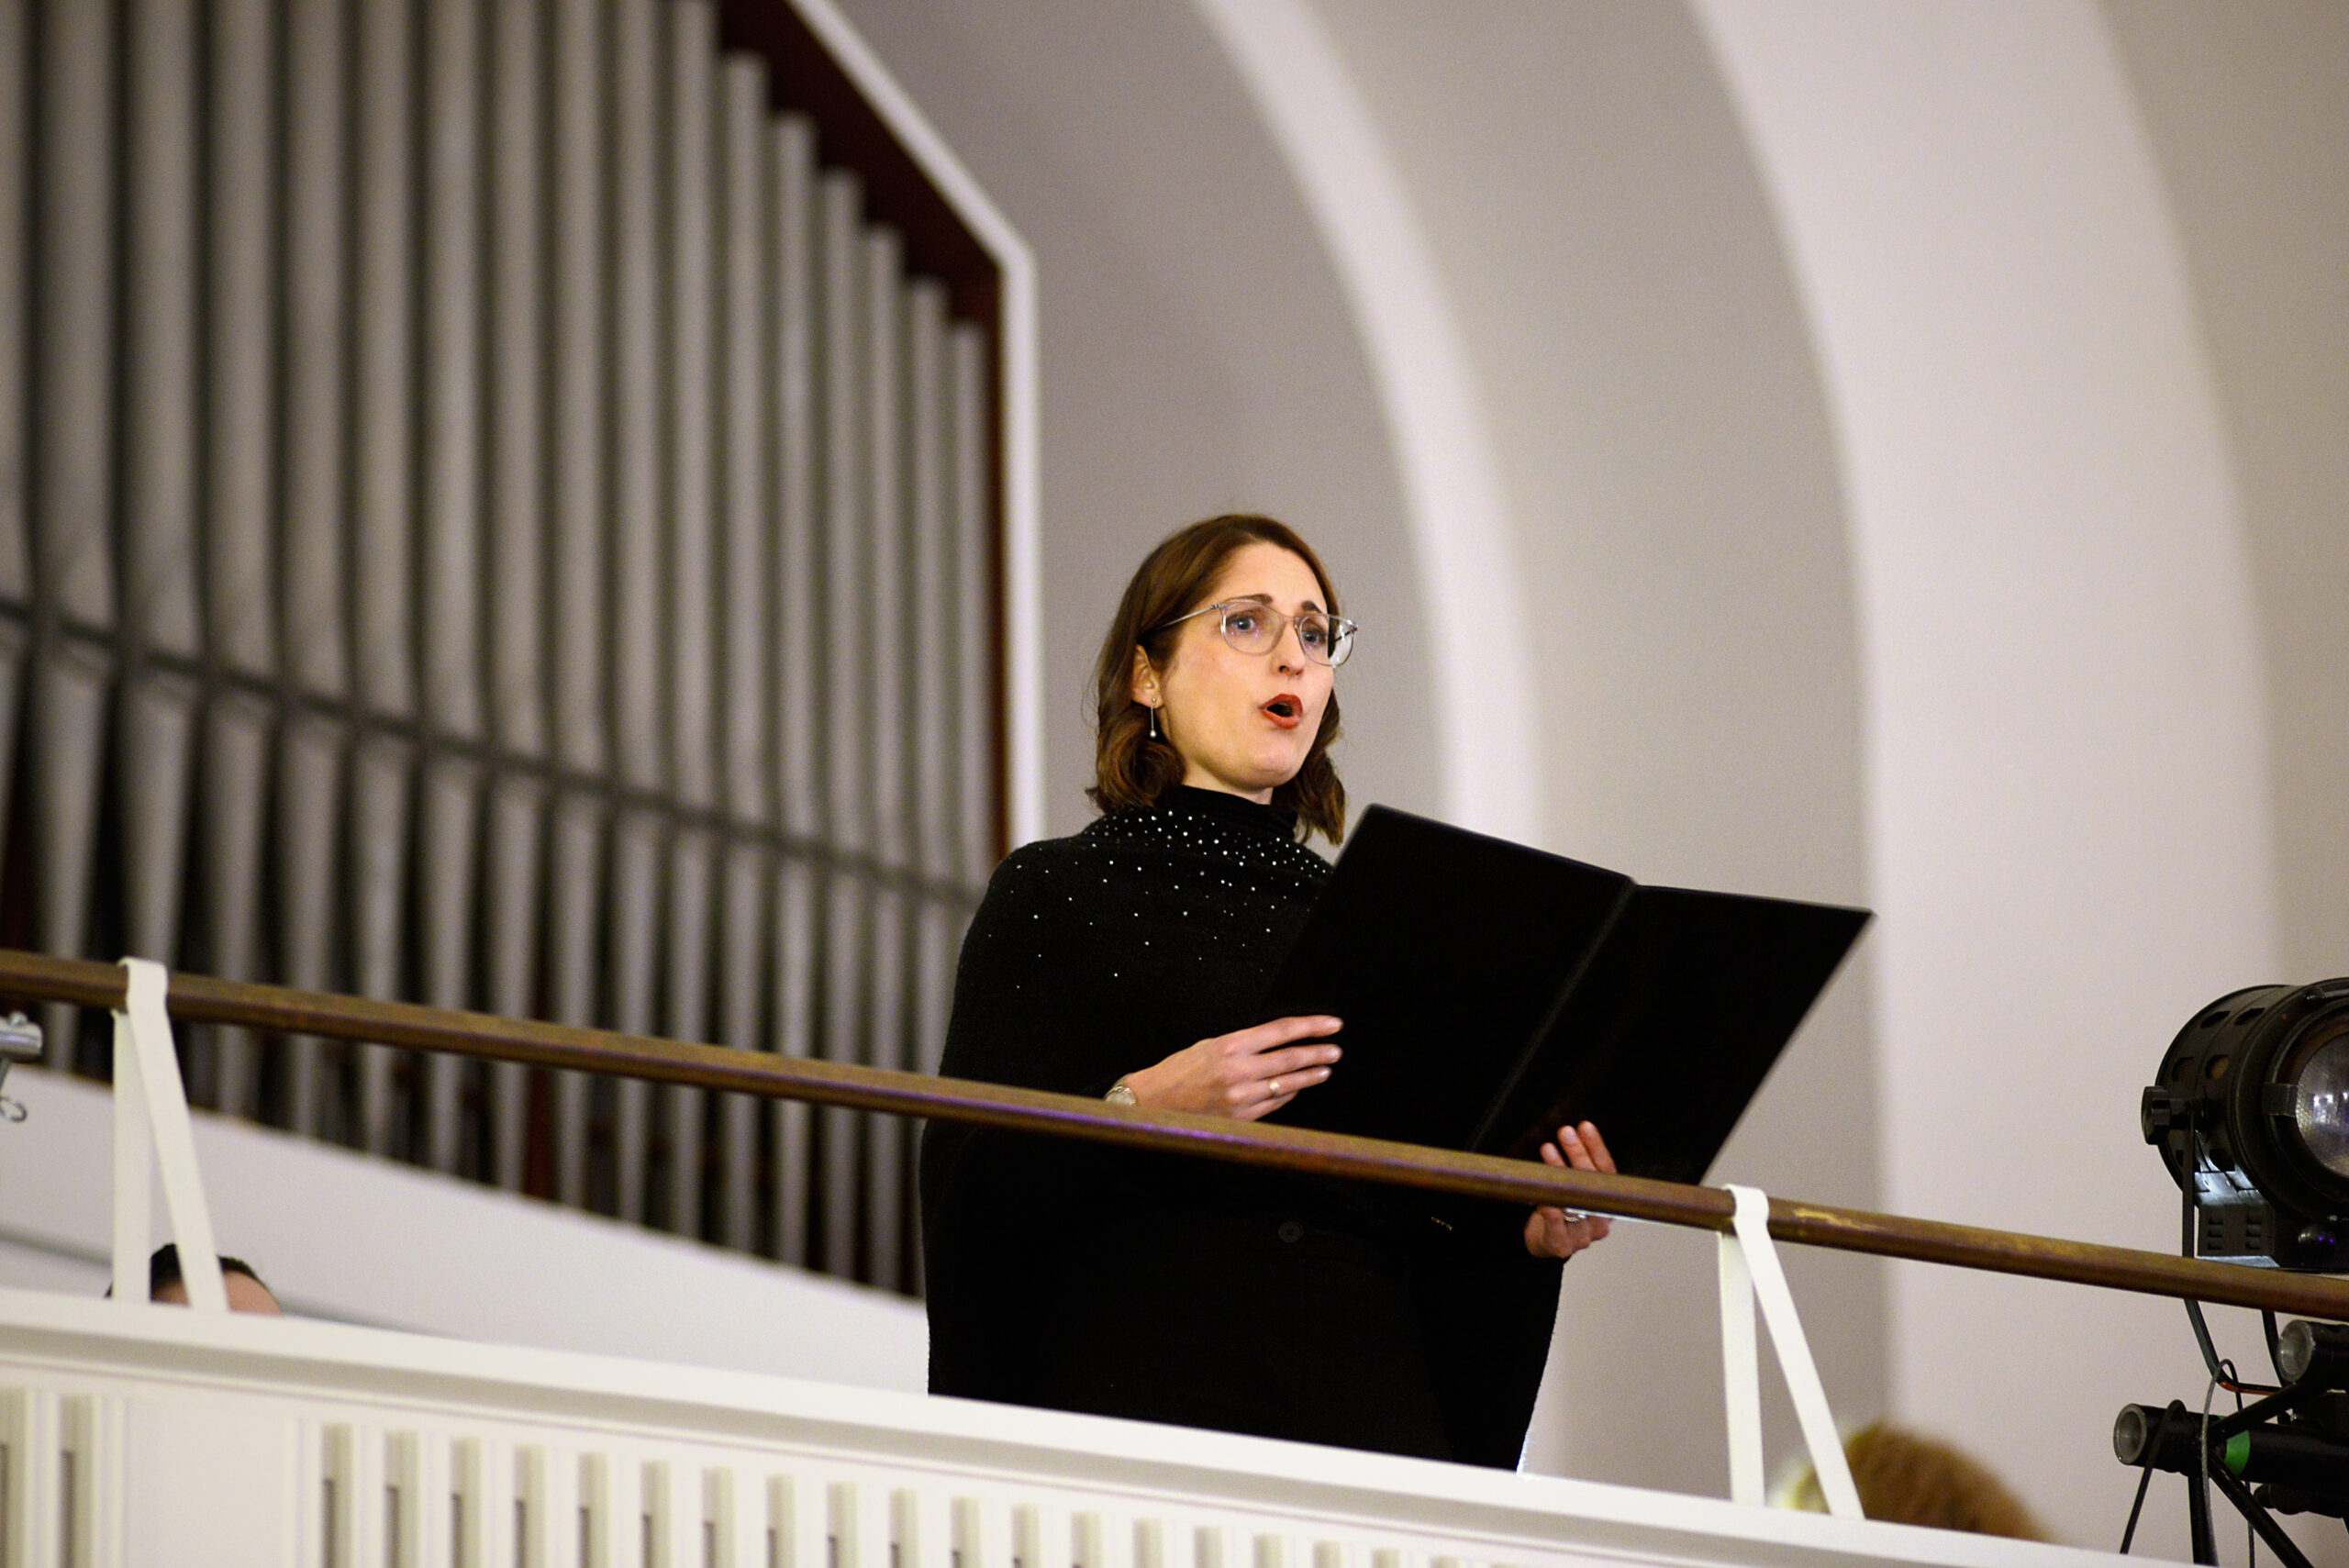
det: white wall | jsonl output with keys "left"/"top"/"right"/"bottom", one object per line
{"left": 1301, "top": 0, "right": 1880, "bottom": 1501}
{"left": 1695, "top": 0, "right": 2280, "bottom": 1550}
{"left": 2102, "top": 0, "right": 2349, "bottom": 988}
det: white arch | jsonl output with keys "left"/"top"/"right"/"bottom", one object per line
{"left": 1189, "top": 0, "right": 1536, "bottom": 840}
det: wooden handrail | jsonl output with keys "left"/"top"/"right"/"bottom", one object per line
{"left": 6, "top": 947, "right": 2345, "bottom": 1320}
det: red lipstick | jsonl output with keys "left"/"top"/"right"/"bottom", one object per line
{"left": 1262, "top": 694, "right": 1302, "bottom": 729}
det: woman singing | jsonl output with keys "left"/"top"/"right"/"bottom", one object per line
{"left": 919, "top": 515, "right": 1614, "bottom": 1465}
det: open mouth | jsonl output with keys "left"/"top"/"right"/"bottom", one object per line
{"left": 1262, "top": 695, "right": 1302, "bottom": 729}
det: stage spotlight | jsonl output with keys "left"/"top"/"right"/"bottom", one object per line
{"left": 2144, "top": 980, "right": 2349, "bottom": 1271}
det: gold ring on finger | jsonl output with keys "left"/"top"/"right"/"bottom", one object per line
{"left": 1269, "top": 1078, "right": 1281, "bottom": 1096}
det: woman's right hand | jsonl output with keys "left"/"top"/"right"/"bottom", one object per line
{"left": 1119, "top": 1016, "right": 1342, "bottom": 1120}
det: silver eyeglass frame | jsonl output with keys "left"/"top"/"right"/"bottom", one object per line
{"left": 1152, "top": 600, "right": 1359, "bottom": 667}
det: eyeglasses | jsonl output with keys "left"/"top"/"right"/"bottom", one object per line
{"left": 1153, "top": 600, "right": 1358, "bottom": 667}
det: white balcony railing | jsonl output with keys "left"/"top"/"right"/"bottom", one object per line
{"left": 0, "top": 1284, "right": 2112, "bottom": 1568}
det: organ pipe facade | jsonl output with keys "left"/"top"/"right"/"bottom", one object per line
{"left": 1, "top": 0, "right": 1008, "bottom": 1296}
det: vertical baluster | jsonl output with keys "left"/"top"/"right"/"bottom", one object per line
{"left": 518, "top": 1443, "right": 583, "bottom": 1568}
{"left": 122, "top": 0, "right": 202, "bottom": 660}
{"left": 708, "top": 1466, "right": 761, "bottom": 1568}
{"left": 609, "top": 810, "right": 664, "bottom": 1221}
{"left": 351, "top": 735, "right": 415, "bottom": 1155}
{"left": 773, "top": 1473, "right": 823, "bottom": 1568}
{"left": 352, "top": 0, "right": 416, "bottom": 719}
{"left": 0, "top": 0, "right": 29, "bottom": 604}
{"left": 419, "top": 757, "right": 483, "bottom": 1172}
{"left": 717, "top": 842, "right": 767, "bottom": 1252}
{"left": 662, "top": 828, "right": 715, "bottom": 1235}
{"left": 34, "top": 0, "right": 118, "bottom": 632}
{"left": 770, "top": 857, "right": 817, "bottom": 1266}
{"left": 454, "top": 1437, "right": 516, "bottom": 1568}
{"left": 484, "top": 777, "right": 547, "bottom": 1189}
{"left": 277, "top": 714, "right": 347, "bottom": 1134}
{"left": 645, "top": 1458, "right": 696, "bottom": 1568}
{"left": 580, "top": 1451, "right": 640, "bottom": 1568}
{"left": 548, "top": 795, "right": 607, "bottom": 1207}
{"left": 949, "top": 326, "right": 997, "bottom": 881}
{"left": 282, "top": 0, "right": 351, "bottom": 703}
{"left": 548, "top": 0, "right": 608, "bottom": 779}
{"left": 201, "top": 691, "right": 273, "bottom": 1118}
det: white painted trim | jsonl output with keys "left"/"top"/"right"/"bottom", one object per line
{"left": 784, "top": 0, "right": 1044, "bottom": 848}
{"left": 0, "top": 1285, "right": 2124, "bottom": 1568}
{"left": 1189, "top": 0, "right": 1536, "bottom": 841}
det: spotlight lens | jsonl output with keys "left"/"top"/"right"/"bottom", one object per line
{"left": 2294, "top": 1039, "right": 2349, "bottom": 1179}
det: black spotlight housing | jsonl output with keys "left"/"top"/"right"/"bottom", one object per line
{"left": 2145, "top": 980, "right": 2349, "bottom": 1271}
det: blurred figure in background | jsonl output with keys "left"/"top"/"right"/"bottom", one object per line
{"left": 147, "top": 1242, "right": 284, "bottom": 1316}
{"left": 1780, "top": 1421, "right": 2048, "bottom": 1539}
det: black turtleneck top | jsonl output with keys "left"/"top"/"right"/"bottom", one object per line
{"left": 919, "top": 786, "right": 1562, "bottom": 1466}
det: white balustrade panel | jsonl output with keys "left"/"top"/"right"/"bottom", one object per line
{"left": 0, "top": 1287, "right": 2095, "bottom": 1568}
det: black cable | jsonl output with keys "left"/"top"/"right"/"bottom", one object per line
{"left": 2190, "top": 1298, "right": 2228, "bottom": 1385}
{"left": 2121, "top": 1463, "right": 2154, "bottom": 1554}
{"left": 2266, "top": 1310, "right": 2286, "bottom": 1385}
{"left": 2210, "top": 1464, "right": 2318, "bottom": 1568}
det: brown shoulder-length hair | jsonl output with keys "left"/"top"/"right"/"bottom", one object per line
{"left": 1087, "top": 515, "right": 1347, "bottom": 843}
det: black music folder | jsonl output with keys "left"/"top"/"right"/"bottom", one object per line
{"left": 1254, "top": 805, "right": 1868, "bottom": 1184}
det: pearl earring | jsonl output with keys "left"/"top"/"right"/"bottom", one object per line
{"left": 1149, "top": 704, "right": 1161, "bottom": 742}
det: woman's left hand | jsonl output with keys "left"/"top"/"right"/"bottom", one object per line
{"left": 1523, "top": 1121, "right": 1616, "bottom": 1260}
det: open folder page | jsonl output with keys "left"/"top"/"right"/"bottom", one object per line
{"left": 1253, "top": 806, "right": 1867, "bottom": 1184}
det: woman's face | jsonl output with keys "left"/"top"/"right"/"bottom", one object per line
{"left": 1133, "top": 541, "right": 1337, "bottom": 804}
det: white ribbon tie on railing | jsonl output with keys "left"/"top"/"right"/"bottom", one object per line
{"left": 1717, "top": 1182, "right": 1862, "bottom": 1518}
{"left": 110, "top": 957, "right": 228, "bottom": 1312}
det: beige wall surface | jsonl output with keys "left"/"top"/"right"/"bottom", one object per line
{"left": 1306, "top": 0, "right": 1881, "bottom": 1501}
{"left": 2105, "top": 0, "right": 2349, "bottom": 987}
{"left": 827, "top": 0, "right": 1442, "bottom": 842}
